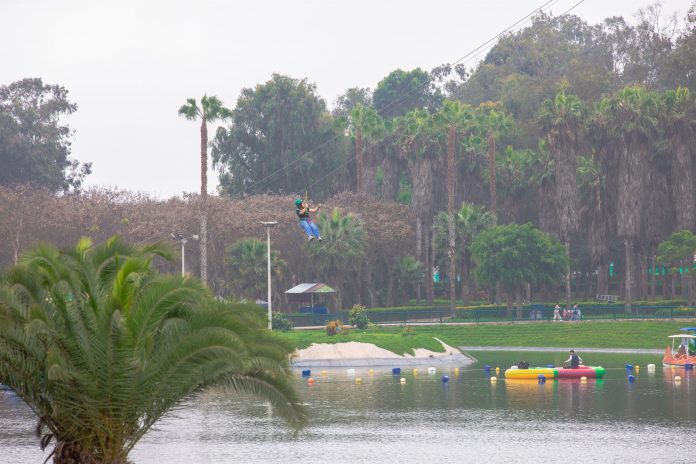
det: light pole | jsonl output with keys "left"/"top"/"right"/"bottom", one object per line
{"left": 170, "top": 233, "right": 199, "bottom": 277}
{"left": 260, "top": 221, "right": 278, "bottom": 330}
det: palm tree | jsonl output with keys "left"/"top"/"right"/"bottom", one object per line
{"left": 394, "top": 255, "right": 425, "bottom": 305}
{"left": 310, "top": 208, "right": 365, "bottom": 308}
{"left": 599, "top": 87, "right": 662, "bottom": 313}
{"left": 663, "top": 87, "right": 696, "bottom": 231}
{"left": 225, "top": 238, "right": 285, "bottom": 302}
{"left": 433, "top": 203, "right": 496, "bottom": 305}
{"left": 349, "top": 104, "right": 384, "bottom": 194}
{"left": 0, "top": 236, "right": 305, "bottom": 463}
{"left": 475, "top": 103, "right": 512, "bottom": 217}
{"left": 538, "top": 91, "right": 586, "bottom": 310}
{"left": 178, "top": 96, "right": 232, "bottom": 285}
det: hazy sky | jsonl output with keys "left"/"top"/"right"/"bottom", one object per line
{"left": 2, "top": 0, "right": 689, "bottom": 198}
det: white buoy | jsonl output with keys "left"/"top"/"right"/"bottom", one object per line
{"left": 580, "top": 376, "right": 587, "bottom": 382}
{"left": 400, "top": 377, "right": 407, "bottom": 384}
{"left": 427, "top": 367, "right": 436, "bottom": 375}
{"left": 647, "top": 364, "right": 656, "bottom": 372}
{"left": 675, "top": 375, "right": 682, "bottom": 382}
{"left": 490, "top": 376, "right": 497, "bottom": 383}
{"left": 346, "top": 368, "right": 355, "bottom": 376}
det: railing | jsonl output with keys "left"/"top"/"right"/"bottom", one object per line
{"left": 284, "top": 305, "right": 696, "bottom": 327}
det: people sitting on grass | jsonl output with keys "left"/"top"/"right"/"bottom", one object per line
{"left": 563, "top": 349, "right": 583, "bottom": 368}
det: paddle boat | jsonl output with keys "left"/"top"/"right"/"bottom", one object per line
{"left": 662, "top": 334, "right": 696, "bottom": 367}
{"left": 504, "top": 366, "right": 605, "bottom": 380}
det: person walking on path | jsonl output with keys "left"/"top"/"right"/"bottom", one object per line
{"left": 553, "top": 304, "right": 562, "bottom": 321}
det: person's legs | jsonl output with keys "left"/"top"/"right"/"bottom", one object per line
{"left": 299, "top": 221, "right": 313, "bottom": 238}
{"left": 309, "top": 221, "right": 321, "bottom": 238}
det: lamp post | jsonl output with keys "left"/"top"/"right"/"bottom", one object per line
{"left": 170, "top": 233, "right": 199, "bottom": 277}
{"left": 260, "top": 221, "right": 278, "bottom": 330}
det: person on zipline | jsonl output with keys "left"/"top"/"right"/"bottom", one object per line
{"left": 295, "top": 199, "right": 322, "bottom": 241}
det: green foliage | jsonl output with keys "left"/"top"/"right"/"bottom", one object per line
{"left": 310, "top": 208, "right": 365, "bottom": 276}
{"left": 373, "top": 68, "right": 443, "bottom": 119}
{"left": 224, "top": 238, "right": 285, "bottom": 300}
{"left": 272, "top": 311, "right": 294, "bottom": 331}
{"left": 0, "top": 78, "right": 91, "bottom": 191}
{"left": 471, "top": 223, "right": 568, "bottom": 293}
{"left": 401, "top": 325, "right": 416, "bottom": 337}
{"left": 348, "top": 304, "right": 370, "bottom": 329}
{"left": 657, "top": 230, "right": 696, "bottom": 265}
{"left": 0, "top": 237, "right": 305, "bottom": 461}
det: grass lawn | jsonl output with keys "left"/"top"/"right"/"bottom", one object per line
{"left": 277, "top": 320, "right": 691, "bottom": 355}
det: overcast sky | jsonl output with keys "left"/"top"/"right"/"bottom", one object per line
{"left": 2, "top": 0, "right": 689, "bottom": 198}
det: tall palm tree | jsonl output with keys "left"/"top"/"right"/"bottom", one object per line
{"left": 225, "top": 238, "right": 285, "bottom": 302}
{"left": 599, "top": 87, "right": 662, "bottom": 313}
{"left": 0, "top": 237, "right": 305, "bottom": 463}
{"left": 475, "top": 103, "right": 512, "bottom": 217}
{"left": 538, "top": 91, "right": 586, "bottom": 310}
{"left": 178, "top": 96, "right": 232, "bottom": 285}
{"left": 663, "top": 87, "right": 696, "bottom": 231}
{"left": 349, "top": 104, "right": 384, "bottom": 194}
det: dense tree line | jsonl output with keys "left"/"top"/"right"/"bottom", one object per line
{"left": 3, "top": 4, "right": 696, "bottom": 311}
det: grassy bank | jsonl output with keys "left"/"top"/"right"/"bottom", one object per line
{"left": 278, "top": 320, "right": 690, "bottom": 355}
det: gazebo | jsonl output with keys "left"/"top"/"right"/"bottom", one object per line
{"left": 285, "top": 283, "right": 336, "bottom": 314}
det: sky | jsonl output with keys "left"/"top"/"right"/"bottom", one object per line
{"left": 1, "top": 0, "right": 689, "bottom": 198}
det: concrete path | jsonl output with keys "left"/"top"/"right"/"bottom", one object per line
{"left": 458, "top": 346, "right": 663, "bottom": 354}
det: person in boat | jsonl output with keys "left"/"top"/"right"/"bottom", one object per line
{"left": 517, "top": 360, "right": 529, "bottom": 369}
{"left": 563, "top": 349, "right": 583, "bottom": 368}
{"left": 676, "top": 344, "right": 687, "bottom": 359}
{"left": 295, "top": 198, "right": 322, "bottom": 241}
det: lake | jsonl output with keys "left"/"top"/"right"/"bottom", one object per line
{"left": 1, "top": 351, "right": 695, "bottom": 463}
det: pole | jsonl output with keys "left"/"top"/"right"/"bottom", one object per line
{"left": 267, "top": 225, "right": 272, "bottom": 330}
{"left": 181, "top": 238, "right": 187, "bottom": 277}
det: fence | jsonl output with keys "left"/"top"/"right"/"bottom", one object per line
{"left": 284, "top": 305, "right": 696, "bottom": 327}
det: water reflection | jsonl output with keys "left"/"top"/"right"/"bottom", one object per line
{"left": 1, "top": 353, "right": 695, "bottom": 463}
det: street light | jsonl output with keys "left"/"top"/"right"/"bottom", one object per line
{"left": 260, "top": 221, "right": 278, "bottom": 330}
{"left": 170, "top": 233, "right": 199, "bottom": 277}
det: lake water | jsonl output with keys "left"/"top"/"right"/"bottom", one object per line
{"left": 1, "top": 352, "right": 695, "bottom": 463}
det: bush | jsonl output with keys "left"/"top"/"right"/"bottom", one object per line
{"left": 272, "top": 311, "right": 294, "bottom": 331}
{"left": 349, "top": 304, "right": 370, "bottom": 329}
{"left": 326, "top": 320, "right": 342, "bottom": 336}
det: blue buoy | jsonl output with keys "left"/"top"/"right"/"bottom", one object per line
{"left": 483, "top": 364, "right": 491, "bottom": 371}
{"left": 628, "top": 375, "right": 635, "bottom": 383}
{"left": 625, "top": 364, "right": 634, "bottom": 370}
{"left": 442, "top": 375, "right": 449, "bottom": 383}
{"left": 392, "top": 367, "right": 401, "bottom": 376}
{"left": 301, "top": 369, "right": 311, "bottom": 377}
{"left": 685, "top": 364, "right": 694, "bottom": 370}
{"left": 546, "top": 364, "right": 555, "bottom": 368}
{"left": 538, "top": 374, "right": 546, "bottom": 384}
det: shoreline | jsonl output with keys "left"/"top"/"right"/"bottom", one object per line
{"left": 458, "top": 346, "right": 663, "bottom": 354}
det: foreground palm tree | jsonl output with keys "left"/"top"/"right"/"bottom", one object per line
{"left": 178, "top": 96, "right": 232, "bottom": 285}
{"left": 0, "top": 237, "right": 305, "bottom": 463}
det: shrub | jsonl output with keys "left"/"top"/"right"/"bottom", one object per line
{"left": 272, "top": 311, "right": 294, "bottom": 331}
{"left": 349, "top": 304, "right": 370, "bottom": 329}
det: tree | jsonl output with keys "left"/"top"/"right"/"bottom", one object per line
{"left": 598, "top": 87, "right": 662, "bottom": 312}
{"left": 0, "top": 78, "right": 91, "bottom": 191}
{"left": 373, "top": 68, "right": 443, "bottom": 119}
{"left": 348, "top": 104, "right": 384, "bottom": 194}
{"left": 474, "top": 103, "right": 512, "bottom": 217}
{"left": 0, "top": 236, "right": 305, "bottom": 463}
{"left": 538, "top": 90, "right": 586, "bottom": 309}
{"left": 394, "top": 255, "right": 424, "bottom": 305}
{"left": 309, "top": 208, "right": 365, "bottom": 308}
{"left": 471, "top": 223, "right": 567, "bottom": 315}
{"left": 657, "top": 230, "right": 696, "bottom": 307}
{"left": 225, "top": 238, "right": 285, "bottom": 302}
{"left": 211, "top": 74, "right": 349, "bottom": 199}
{"left": 433, "top": 203, "right": 496, "bottom": 305}
{"left": 178, "top": 95, "right": 232, "bottom": 285}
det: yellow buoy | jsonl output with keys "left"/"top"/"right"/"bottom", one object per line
{"left": 369, "top": 369, "right": 374, "bottom": 376}
{"left": 580, "top": 376, "right": 587, "bottom": 382}
{"left": 495, "top": 367, "right": 500, "bottom": 374}
{"left": 635, "top": 365, "right": 640, "bottom": 373}
{"left": 490, "top": 376, "right": 497, "bottom": 383}
{"left": 355, "top": 378, "right": 362, "bottom": 384}
{"left": 454, "top": 367, "right": 459, "bottom": 375}
{"left": 400, "top": 377, "right": 407, "bottom": 384}
{"left": 321, "top": 370, "right": 327, "bottom": 376}
{"left": 413, "top": 368, "right": 419, "bottom": 375}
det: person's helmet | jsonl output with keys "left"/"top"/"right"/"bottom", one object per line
{"left": 294, "top": 198, "right": 303, "bottom": 207}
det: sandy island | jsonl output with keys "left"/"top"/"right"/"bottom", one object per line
{"left": 292, "top": 338, "right": 474, "bottom": 368}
